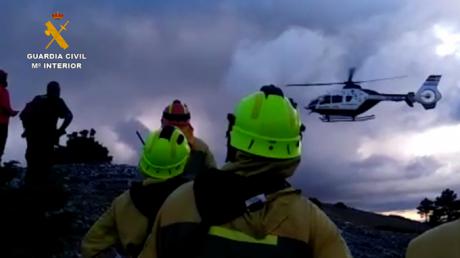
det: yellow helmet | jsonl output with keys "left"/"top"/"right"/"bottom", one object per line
{"left": 229, "top": 85, "right": 304, "bottom": 159}
{"left": 139, "top": 126, "right": 191, "bottom": 180}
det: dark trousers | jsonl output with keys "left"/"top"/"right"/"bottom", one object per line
{"left": 24, "top": 135, "right": 54, "bottom": 186}
{"left": 0, "top": 123, "right": 8, "bottom": 164}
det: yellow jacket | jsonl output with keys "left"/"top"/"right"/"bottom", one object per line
{"left": 406, "top": 219, "right": 460, "bottom": 258}
{"left": 139, "top": 153, "right": 352, "bottom": 258}
{"left": 81, "top": 177, "right": 188, "bottom": 258}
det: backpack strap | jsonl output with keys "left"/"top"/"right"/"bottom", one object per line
{"left": 185, "top": 169, "right": 291, "bottom": 257}
{"left": 127, "top": 176, "right": 189, "bottom": 256}
{"left": 193, "top": 169, "right": 290, "bottom": 225}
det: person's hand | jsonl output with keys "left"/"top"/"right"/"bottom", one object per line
{"left": 178, "top": 124, "right": 196, "bottom": 148}
{"left": 11, "top": 110, "right": 19, "bottom": 117}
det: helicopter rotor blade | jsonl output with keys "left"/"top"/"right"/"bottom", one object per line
{"left": 354, "top": 75, "right": 408, "bottom": 84}
{"left": 286, "top": 71, "right": 407, "bottom": 87}
{"left": 286, "top": 82, "right": 346, "bottom": 87}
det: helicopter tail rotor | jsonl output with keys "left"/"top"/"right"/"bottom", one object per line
{"left": 414, "top": 75, "right": 442, "bottom": 110}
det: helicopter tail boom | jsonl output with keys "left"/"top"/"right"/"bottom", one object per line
{"left": 414, "top": 75, "right": 442, "bottom": 110}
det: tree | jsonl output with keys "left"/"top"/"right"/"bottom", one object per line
{"left": 418, "top": 188, "right": 460, "bottom": 225}
{"left": 54, "top": 128, "right": 113, "bottom": 164}
{"left": 417, "top": 198, "right": 434, "bottom": 223}
{"left": 433, "top": 188, "right": 459, "bottom": 223}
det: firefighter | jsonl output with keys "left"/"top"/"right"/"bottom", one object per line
{"left": 81, "top": 126, "right": 191, "bottom": 257}
{"left": 161, "top": 99, "right": 216, "bottom": 178}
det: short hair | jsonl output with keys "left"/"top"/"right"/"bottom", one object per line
{"left": 47, "top": 81, "right": 61, "bottom": 97}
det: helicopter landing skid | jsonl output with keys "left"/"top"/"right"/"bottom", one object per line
{"left": 320, "top": 114, "right": 375, "bottom": 122}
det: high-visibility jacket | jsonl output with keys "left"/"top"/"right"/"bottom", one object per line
{"left": 406, "top": 219, "right": 460, "bottom": 258}
{"left": 139, "top": 156, "right": 352, "bottom": 258}
{"left": 81, "top": 177, "right": 188, "bottom": 258}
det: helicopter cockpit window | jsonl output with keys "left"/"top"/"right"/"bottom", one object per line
{"left": 346, "top": 96, "right": 352, "bottom": 102}
{"left": 319, "top": 96, "right": 331, "bottom": 104}
{"left": 331, "top": 95, "right": 343, "bottom": 103}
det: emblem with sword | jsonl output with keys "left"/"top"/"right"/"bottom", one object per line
{"left": 45, "top": 12, "right": 70, "bottom": 50}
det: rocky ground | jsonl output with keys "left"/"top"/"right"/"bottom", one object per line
{"left": 55, "top": 164, "right": 142, "bottom": 258}
{"left": 337, "top": 220, "right": 416, "bottom": 258}
{"left": 5, "top": 164, "right": 426, "bottom": 257}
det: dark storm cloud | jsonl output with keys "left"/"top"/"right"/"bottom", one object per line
{"left": 405, "top": 157, "right": 443, "bottom": 179}
{"left": 2, "top": 0, "right": 460, "bottom": 213}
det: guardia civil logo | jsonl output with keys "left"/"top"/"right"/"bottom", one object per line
{"left": 26, "top": 12, "right": 87, "bottom": 70}
{"left": 45, "top": 12, "right": 70, "bottom": 50}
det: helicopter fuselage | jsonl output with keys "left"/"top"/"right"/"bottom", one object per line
{"left": 287, "top": 70, "right": 442, "bottom": 122}
{"left": 306, "top": 87, "right": 409, "bottom": 119}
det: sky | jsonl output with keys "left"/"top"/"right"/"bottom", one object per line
{"left": 2, "top": 0, "right": 460, "bottom": 218}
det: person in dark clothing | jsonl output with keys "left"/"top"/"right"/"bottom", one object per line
{"left": 20, "top": 81, "right": 73, "bottom": 185}
{"left": 0, "top": 70, "right": 18, "bottom": 165}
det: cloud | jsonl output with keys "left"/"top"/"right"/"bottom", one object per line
{"left": 112, "top": 118, "right": 150, "bottom": 164}
{"left": 224, "top": 27, "right": 346, "bottom": 97}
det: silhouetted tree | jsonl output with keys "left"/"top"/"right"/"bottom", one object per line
{"left": 433, "top": 189, "right": 459, "bottom": 223}
{"left": 417, "top": 198, "right": 434, "bottom": 223}
{"left": 418, "top": 188, "right": 460, "bottom": 225}
{"left": 54, "top": 128, "right": 112, "bottom": 164}
{"left": 79, "top": 129, "right": 89, "bottom": 138}
{"left": 90, "top": 128, "right": 96, "bottom": 138}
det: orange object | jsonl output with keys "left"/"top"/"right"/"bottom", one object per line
{"left": 161, "top": 100, "right": 196, "bottom": 146}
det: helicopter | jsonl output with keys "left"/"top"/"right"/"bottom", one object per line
{"left": 286, "top": 68, "right": 442, "bottom": 122}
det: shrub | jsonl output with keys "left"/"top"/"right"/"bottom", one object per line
{"left": 55, "top": 128, "right": 113, "bottom": 164}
